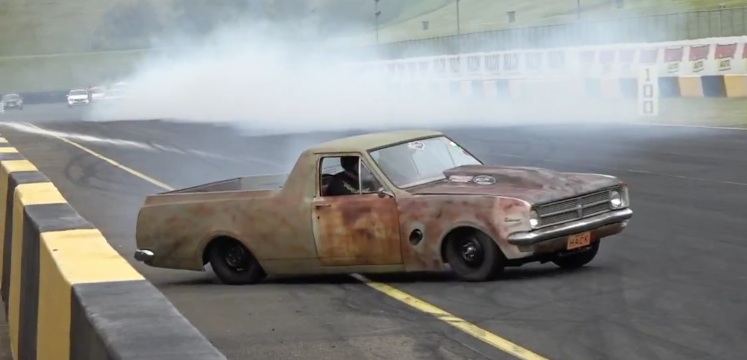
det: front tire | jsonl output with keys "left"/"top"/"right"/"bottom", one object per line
{"left": 208, "top": 238, "right": 266, "bottom": 285}
{"left": 444, "top": 230, "right": 505, "bottom": 281}
{"left": 552, "top": 241, "right": 600, "bottom": 269}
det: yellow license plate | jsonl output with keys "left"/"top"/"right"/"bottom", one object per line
{"left": 567, "top": 232, "right": 592, "bottom": 250}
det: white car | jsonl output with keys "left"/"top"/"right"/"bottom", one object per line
{"left": 1, "top": 94, "right": 23, "bottom": 110}
{"left": 67, "top": 89, "right": 90, "bottom": 107}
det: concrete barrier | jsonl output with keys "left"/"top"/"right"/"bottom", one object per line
{"left": 0, "top": 138, "right": 226, "bottom": 360}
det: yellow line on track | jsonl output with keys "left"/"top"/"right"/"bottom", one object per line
{"left": 20, "top": 121, "right": 550, "bottom": 360}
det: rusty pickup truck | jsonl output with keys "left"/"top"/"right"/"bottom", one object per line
{"left": 134, "top": 129, "right": 633, "bottom": 284}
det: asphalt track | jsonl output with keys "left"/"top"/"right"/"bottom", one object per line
{"left": 1, "top": 104, "right": 747, "bottom": 360}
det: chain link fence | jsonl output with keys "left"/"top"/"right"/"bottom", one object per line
{"left": 341, "top": 6, "right": 747, "bottom": 60}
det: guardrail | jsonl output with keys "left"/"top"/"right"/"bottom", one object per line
{"left": 0, "top": 139, "right": 227, "bottom": 360}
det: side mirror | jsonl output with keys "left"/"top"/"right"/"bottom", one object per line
{"left": 377, "top": 187, "right": 394, "bottom": 198}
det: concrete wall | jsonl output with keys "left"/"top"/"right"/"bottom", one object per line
{"left": 0, "top": 137, "right": 227, "bottom": 360}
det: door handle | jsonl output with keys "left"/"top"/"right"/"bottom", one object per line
{"left": 315, "top": 203, "right": 331, "bottom": 208}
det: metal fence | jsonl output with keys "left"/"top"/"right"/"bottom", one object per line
{"left": 342, "top": 6, "right": 747, "bottom": 60}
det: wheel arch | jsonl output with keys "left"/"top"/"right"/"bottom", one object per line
{"left": 439, "top": 224, "right": 505, "bottom": 264}
{"left": 201, "top": 234, "right": 260, "bottom": 267}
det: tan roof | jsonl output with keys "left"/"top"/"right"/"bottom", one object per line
{"left": 309, "top": 129, "right": 443, "bottom": 153}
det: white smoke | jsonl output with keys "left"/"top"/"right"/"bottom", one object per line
{"left": 84, "top": 1, "right": 701, "bottom": 134}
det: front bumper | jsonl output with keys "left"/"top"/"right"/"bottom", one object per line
{"left": 134, "top": 249, "right": 155, "bottom": 263}
{"left": 507, "top": 208, "right": 633, "bottom": 246}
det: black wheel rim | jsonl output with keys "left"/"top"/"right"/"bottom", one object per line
{"left": 223, "top": 243, "right": 249, "bottom": 272}
{"left": 454, "top": 237, "right": 484, "bottom": 269}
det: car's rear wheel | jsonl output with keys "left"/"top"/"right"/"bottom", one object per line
{"left": 552, "top": 241, "right": 600, "bottom": 269}
{"left": 444, "top": 230, "right": 505, "bottom": 281}
{"left": 208, "top": 238, "right": 266, "bottom": 285}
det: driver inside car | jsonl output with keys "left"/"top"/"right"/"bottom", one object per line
{"left": 326, "top": 156, "right": 377, "bottom": 196}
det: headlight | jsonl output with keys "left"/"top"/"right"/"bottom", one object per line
{"left": 610, "top": 190, "right": 622, "bottom": 208}
{"left": 529, "top": 210, "right": 539, "bottom": 228}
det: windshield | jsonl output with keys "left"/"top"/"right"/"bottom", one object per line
{"left": 70, "top": 90, "right": 87, "bottom": 95}
{"left": 369, "top": 136, "right": 481, "bottom": 188}
{"left": 2, "top": 94, "right": 19, "bottom": 100}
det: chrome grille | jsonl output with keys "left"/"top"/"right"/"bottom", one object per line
{"left": 535, "top": 188, "right": 617, "bottom": 227}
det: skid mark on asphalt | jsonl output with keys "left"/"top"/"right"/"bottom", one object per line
{"left": 22, "top": 122, "right": 551, "bottom": 360}
{"left": 0, "top": 122, "right": 236, "bottom": 162}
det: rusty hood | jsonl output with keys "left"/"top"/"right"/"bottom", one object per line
{"left": 408, "top": 164, "right": 622, "bottom": 204}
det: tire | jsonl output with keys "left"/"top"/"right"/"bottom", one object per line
{"left": 208, "top": 238, "right": 266, "bottom": 285}
{"left": 444, "top": 230, "right": 505, "bottom": 281}
{"left": 552, "top": 241, "right": 600, "bottom": 269}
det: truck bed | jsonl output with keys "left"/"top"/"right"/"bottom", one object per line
{"left": 159, "top": 174, "right": 288, "bottom": 194}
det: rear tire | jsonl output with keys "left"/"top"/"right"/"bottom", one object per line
{"left": 208, "top": 238, "right": 266, "bottom": 285}
{"left": 444, "top": 230, "right": 505, "bottom": 281}
{"left": 552, "top": 241, "right": 600, "bottom": 269}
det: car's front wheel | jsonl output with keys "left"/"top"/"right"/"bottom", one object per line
{"left": 444, "top": 230, "right": 505, "bottom": 281}
{"left": 208, "top": 238, "right": 266, "bottom": 285}
{"left": 552, "top": 241, "right": 600, "bottom": 269}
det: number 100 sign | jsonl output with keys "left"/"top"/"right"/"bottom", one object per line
{"left": 637, "top": 65, "right": 659, "bottom": 117}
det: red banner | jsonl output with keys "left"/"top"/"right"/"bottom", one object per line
{"left": 689, "top": 44, "right": 709, "bottom": 73}
{"left": 448, "top": 56, "right": 460, "bottom": 74}
{"left": 433, "top": 58, "right": 446, "bottom": 74}
{"left": 484, "top": 54, "right": 499, "bottom": 73}
{"left": 579, "top": 50, "right": 595, "bottom": 64}
{"left": 503, "top": 53, "right": 519, "bottom": 72}
{"left": 619, "top": 49, "right": 636, "bottom": 63}
{"left": 664, "top": 47, "right": 683, "bottom": 73}
{"left": 466, "top": 55, "right": 481, "bottom": 73}
{"left": 547, "top": 50, "right": 565, "bottom": 69}
{"left": 598, "top": 50, "right": 615, "bottom": 64}
{"left": 525, "top": 52, "right": 542, "bottom": 70}
{"left": 639, "top": 48, "right": 658, "bottom": 64}
{"left": 715, "top": 43, "right": 737, "bottom": 71}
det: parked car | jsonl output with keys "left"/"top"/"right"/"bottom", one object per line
{"left": 133, "top": 130, "right": 633, "bottom": 284}
{"left": 67, "top": 89, "right": 90, "bottom": 107}
{"left": 1, "top": 94, "right": 23, "bottom": 110}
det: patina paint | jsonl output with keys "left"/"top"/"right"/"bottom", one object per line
{"left": 134, "top": 129, "right": 628, "bottom": 277}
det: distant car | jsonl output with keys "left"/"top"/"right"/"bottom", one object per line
{"left": 89, "top": 86, "right": 105, "bottom": 101}
{"left": 133, "top": 129, "right": 633, "bottom": 285}
{"left": 67, "top": 89, "right": 90, "bottom": 107}
{"left": 1, "top": 94, "right": 23, "bottom": 110}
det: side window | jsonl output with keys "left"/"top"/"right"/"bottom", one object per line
{"left": 319, "top": 157, "right": 343, "bottom": 196}
{"left": 318, "top": 155, "right": 383, "bottom": 197}
{"left": 359, "top": 161, "right": 382, "bottom": 194}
